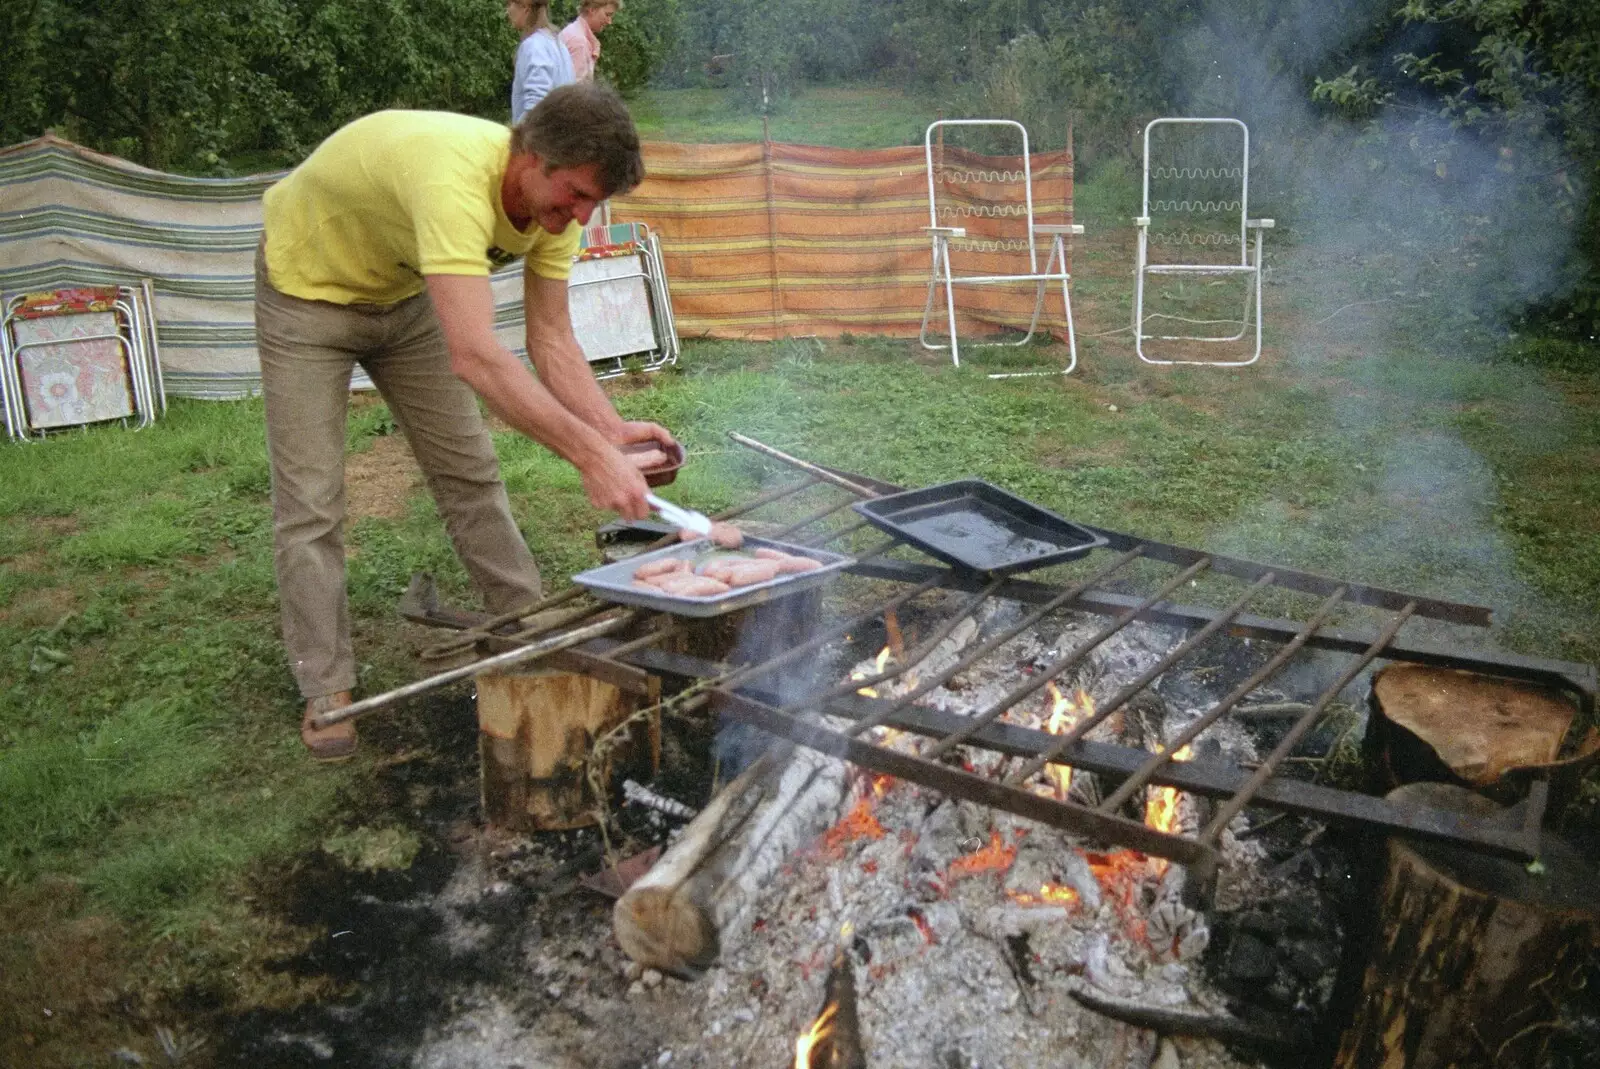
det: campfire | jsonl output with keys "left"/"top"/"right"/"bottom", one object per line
{"left": 390, "top": 433, "right": 1599, "bottom": 1068}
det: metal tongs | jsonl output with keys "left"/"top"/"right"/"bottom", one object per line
{"left": 645, "top": 492, "right": 713, "bottom": 537}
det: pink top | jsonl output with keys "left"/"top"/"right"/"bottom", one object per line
{"left": 560, "top": 18, "right": 601, "bottom": 82}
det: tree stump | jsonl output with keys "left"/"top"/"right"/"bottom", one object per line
{"left": 477, "top": 666, "right": 659, "bottom": 831}
{"left": 1333, "top": 782, "right": 1600, "bottom": 1069}
{"left": 1364, "top": 664, "right": 1598, "bottom": 813}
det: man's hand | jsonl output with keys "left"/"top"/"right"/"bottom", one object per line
{"left": 613, "top": 420, "right": 678, "bottom": 451}
{"left": 578, "top": 444, "right": 653, "bottom": 520}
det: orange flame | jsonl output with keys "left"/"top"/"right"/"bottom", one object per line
{"left": 1042, "top": 684, "right": 1091, "bottom": 799}
{"left": 820, "top": 797, "right": 887, "bottom": 856}
{"left": 793, "top": 1001, "right": 838, "bottom": 1068}
{"left": 947, "top": 830, "right": 1018, "bottom": 882}
{"left": 1143, "top": 744, "right": 1193, "bottom": 877}
{"left": 852, "top": 646, "right": 893, "bottom": 698}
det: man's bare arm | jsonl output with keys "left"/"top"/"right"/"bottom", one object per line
{"left": 523, "top": 269, "right": 677, "bottom": 452}
{"left": 424, "top": 272, "right": 650, "bottom": 519}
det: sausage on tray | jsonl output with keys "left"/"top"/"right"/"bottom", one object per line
{"left": 751, "top": 547, "right": 822, "bottom": 573}
{"left": 633, "top": 557, "right": 693, "bottom": 581}
{"left": 678, "top": 521, "right": 744, "bottom": 549}
{"left": 652, "top": 573, "right": 732, "bottom": 597}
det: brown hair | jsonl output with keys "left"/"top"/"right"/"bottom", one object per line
{"left": 512, "top": 0, "right": 553, "bottom": 30}
{"left": 512, "top": 82, "right": 644, "bottom": 197}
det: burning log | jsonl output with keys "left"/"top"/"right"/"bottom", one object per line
{"left": 1333, "top": 782, "right": 1600, "bottom": 1069}
{"left": 794, "top": 946, "right": 867, "bottom": 1069}
{"left": 613, "top": 746, "right": 851, "bottom": 978}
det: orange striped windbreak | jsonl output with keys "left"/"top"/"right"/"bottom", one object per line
{"left": 611, "top": 140, "right": 1075, "bottom": 342}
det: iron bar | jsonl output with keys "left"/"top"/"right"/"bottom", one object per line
{"left": 788, "top": 577, "right": 1005, "bottom": 709}
{"left": 715, "top": 690, "right": 1217, "bottom": 869}
{"left": 771, "top": 495, "right": 863, "bottom": 541}
{"left": 717, "top": 574, "right": 948, "bottom": 692}
{"left": 728, "top": 448, "right": 1491, "bottom": 627}
{"left": 1083, "top": 524, "right": 1489, "bottom": 626}
{"left": 425, "top": 599, "right": 616, "bottom": 661}
{"left": 843, "top": 547, "right": 1149, "bottom": 739}
{"left": 1201, "top": 602, "right": 1417, "bottom": 843}
{"left": 929, "top": 557, "right": 1214, "bottom": 764}
{"left": 596, "top": 643, "right": 1539, "bottom": 860}
{"left": 726, "top": 433, "right": 884, "bottom": 498}
{"left": 846, "top": 558, "right": 1595, "bottom": 704}
{"left": 416, "top": 586, "right": 587, "bottom": 661}
{"left": 1096, "top": 584, "right": 1346, "bottom": 811}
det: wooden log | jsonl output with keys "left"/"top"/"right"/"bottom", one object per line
{"left": 476, "top": 667, "right": 659, "bottom": 832}
{"left": 1333, "top": 782, "right": 1600, "bottom": 1069}
{"left": 613, "top": 744, "right": 852, "bottom": 978}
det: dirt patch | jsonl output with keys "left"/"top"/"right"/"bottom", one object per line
{"left": 0, "top": 878, "right": 139, "bottom": 1069}
{"left": 347, "top": 435, "right": 420, "bottom": 522}
{"left": 0, "top": 578, "right": 79, "bottom": 628}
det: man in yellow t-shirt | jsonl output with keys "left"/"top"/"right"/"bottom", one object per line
{"left": 255, "top": 83, "right": 675, "bottom": 761}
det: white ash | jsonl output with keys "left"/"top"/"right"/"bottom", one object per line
{"left": 407, "top": 603, "right": 1321, "bottom": 1068}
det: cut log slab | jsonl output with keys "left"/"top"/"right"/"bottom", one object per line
{"left": 1333, "top": 783, "right": 1600, "bottom": 1069}
{"left": 1365, "top": 664, "right": 1598, "bottom": 812}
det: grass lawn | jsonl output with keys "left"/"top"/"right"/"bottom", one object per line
{"left": 4, "top": 153, "right": 1599, "bottom": 1067}
{"left": 630, "top": 85, "right": 944, "bottom": 148}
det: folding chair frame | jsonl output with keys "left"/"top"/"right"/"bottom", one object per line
{"left": 1, "top": 283, "right": 165, "bottom": 442}
{"left": 1134, "top": 118, "right": 1273, "bottom": 367}
{"left": 919, "top": 120, "right": 1081, "bottom": 378}
{"left": 568, "top": 222, "right": 680, "bottom": 381}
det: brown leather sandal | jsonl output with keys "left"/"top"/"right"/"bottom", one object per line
{"left": 301, "top": 692, "right": 357, "bottom": 762}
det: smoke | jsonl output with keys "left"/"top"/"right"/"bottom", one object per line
{"left": 1165, "top": 0, "right": 1583, "bottom": 653}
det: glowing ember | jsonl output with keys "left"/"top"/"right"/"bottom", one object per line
{"left": 946, "top": 830, "right": 1018, "bottom": 882}
{"left": 1007, "top": 883, "right": 1080, "bottom": 908}
{"left": 793, "top": 1000, "right": 838, "bottom": 1068}
{"left": 820, "top": 797, "right": 887, "bottom": 856}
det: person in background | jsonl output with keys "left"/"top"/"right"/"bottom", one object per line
{"left": 255, "top": 84, "right": 674, "bottom": 761}
{"left": 508, "top": 0, "right": 574, "bottom": 123}
{"left": 561, "top": 0, "right": 621, "bottom": 83}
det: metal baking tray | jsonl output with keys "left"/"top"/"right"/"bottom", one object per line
{"left": 572, "top": 536, "right": 855, "bottom": 618}
{"left": 852, "top": 479, "right": 1108, "bottom": 576}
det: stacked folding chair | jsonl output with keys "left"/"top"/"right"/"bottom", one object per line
{"left": 568, "top": 221, "right": 680, "bottom": 380}
{"left": 1, "top": 282, "right": 166, "bottom": 442}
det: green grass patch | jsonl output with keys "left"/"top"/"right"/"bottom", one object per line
{"left": 630, "top": 85, "right": 941, "bottom": 148}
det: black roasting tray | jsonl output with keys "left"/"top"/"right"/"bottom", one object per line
{"left": 852, "top": 479, "right": 1108, "bottom": 576}
{"left": 573, "top": 536, "right": 854, "bottom": 618}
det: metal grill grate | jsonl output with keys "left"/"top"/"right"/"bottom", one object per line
{"left": 408, "top": 433, "right": 1597, "bottom": 898}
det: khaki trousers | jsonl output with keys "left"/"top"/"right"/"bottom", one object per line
{"left": 255, "top": 247, "right": 541, "bottom": 699}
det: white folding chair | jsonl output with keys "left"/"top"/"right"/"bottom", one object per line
{"left": 919, "top": 120, "right": 1082, "bottom": 378}
{"left": 1134, "top": 118, "right": 1273, "bottom": 366}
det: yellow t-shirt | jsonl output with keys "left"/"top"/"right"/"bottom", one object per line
{"left": 262, "top": 110, "right": 580, "bottom": 305}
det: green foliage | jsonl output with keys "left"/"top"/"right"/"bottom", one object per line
{"left": 0, "top": 0, "right": 659, "bottom": 170}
